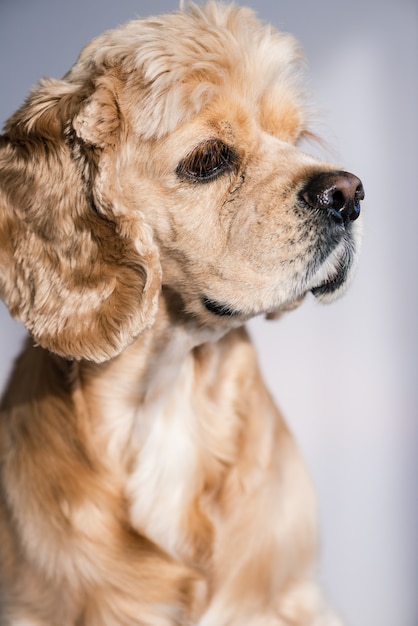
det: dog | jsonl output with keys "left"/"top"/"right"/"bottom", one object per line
{"left": 0, "top": 3, "right": 364, "bottom": 624}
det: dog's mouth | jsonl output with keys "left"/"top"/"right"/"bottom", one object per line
{"left": 202, "top": 261, "right": 351, "bottom": 319}
{"left": 202, "top": 232, "right": 358, "bottom": 317}
{"left": 202, "top": 297, "right": 241, "bottom": 317}
{"left": 309, "top": 237, "right": 356, "bottom": 301}
{"left": 310, "top": 264, "right": 347, "bottom": 297}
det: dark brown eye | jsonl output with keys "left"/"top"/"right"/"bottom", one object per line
{"left": 176, "top": 140, "right": 237, "bottom": 183}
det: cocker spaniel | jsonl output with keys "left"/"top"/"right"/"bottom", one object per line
{"left": 0, "top": 2, "right": 363, "bottom": 625}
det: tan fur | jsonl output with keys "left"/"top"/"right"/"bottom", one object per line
{"left": 0, "top": 3, "right": 362, "bottom": 624}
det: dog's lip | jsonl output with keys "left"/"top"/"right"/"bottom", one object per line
{"left": 310, "top": 263, "right": 347, "bottom": 297}
{"left": 202, "top": 297, "right": 241, "bottom": 317}
{"left": 309, "top": 232, "right": 356, "bottom": 299}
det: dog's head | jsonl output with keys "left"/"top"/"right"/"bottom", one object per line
{"left": 0, "top": 2, "right": 363, "bottom": 361}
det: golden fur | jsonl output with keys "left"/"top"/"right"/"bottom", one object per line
{"left": 0, "top": 3, "right": 363, "bottom": 624}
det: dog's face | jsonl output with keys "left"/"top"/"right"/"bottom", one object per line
{"left": 118, "top": 95, "right": 362, "bottom": 328}
{"left": 0, "top": 3, "right": 363, "bottom": 359}
{"left": 108, "top": 4, "right": 363, "bottom": 328}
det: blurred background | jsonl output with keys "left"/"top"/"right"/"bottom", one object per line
{"left": 0, "top": 1, "right": 417, "bottom": 625}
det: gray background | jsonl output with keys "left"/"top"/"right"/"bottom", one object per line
{"left": 0, "top": 1, "right": 417, "bottom": 625}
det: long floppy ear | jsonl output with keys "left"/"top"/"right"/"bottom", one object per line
{"left": 0, "top": 77, "right": 161, "bottom": 362}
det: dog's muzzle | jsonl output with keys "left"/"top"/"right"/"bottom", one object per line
{"left": 303, "top": 170, "right": 364, "bottom": 300}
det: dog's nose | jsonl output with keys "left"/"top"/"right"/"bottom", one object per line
{"left": 301, "top": 171, "right": 364, "bottom": 225}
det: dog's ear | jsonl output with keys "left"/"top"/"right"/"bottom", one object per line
{"left": 0, "top": 77, "right": 161, "bottom": 362}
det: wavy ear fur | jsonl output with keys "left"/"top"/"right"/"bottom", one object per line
{"left": 0, "top": 75, "right": 161, "bottom": 362}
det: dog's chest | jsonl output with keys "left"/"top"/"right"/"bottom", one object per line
{"left": 125, "top": 355, "right": 200, "bottom": 560}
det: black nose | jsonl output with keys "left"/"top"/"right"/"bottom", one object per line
{"left": 301, "top": 171, "right": 364, "bottom": 225}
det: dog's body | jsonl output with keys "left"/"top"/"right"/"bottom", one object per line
{"left": 0, "top": 3, "right": 363, "bottom": 625}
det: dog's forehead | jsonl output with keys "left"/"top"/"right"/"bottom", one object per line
{"left": 73, "top": 4, "right": 306, "bottom": 141}
{"left": 179, "top": 92, "right": 305, "bottom": 149}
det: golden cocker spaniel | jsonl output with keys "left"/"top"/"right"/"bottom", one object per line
{"left": 0, "top": 3, "right": 363, "bottom": 624}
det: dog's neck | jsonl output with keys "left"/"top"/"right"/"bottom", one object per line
{"left": 79, "top": 288, "right": 228, "bottom": 468}
{"left": 77, "top": 289, "right": 236, "bottom": 562}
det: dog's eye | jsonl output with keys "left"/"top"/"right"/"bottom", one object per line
{"left": 176, "top": 140, "right": 237, "bottom": 183}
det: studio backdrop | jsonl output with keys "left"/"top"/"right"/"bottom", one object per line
{"left": 0, "top": 2, "right": 417, "bottom": 625}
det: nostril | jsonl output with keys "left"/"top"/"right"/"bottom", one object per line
{"left": 301, "top": 171, "right": 364, "bottom": 225}
{"left": 331, "top": 189, "right": 346, "bottom": 212}
{"left": 355, "top": 182, "right": 365, "bottom": 203}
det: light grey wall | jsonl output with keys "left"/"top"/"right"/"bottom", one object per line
{"left": 1, "top": 2, "right": 417, "bottom": 625}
